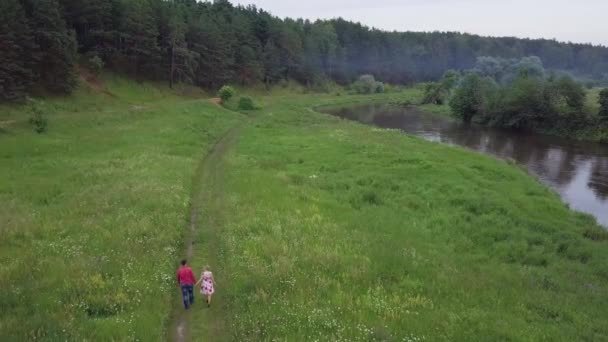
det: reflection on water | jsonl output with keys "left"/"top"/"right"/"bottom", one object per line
{"left": 327, "top": 104, "right": 608, "bottom": 227}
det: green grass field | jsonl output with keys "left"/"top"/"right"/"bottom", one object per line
{"left": 0, "top": 77, "right": 244, "bottom": 340}
{"left": 1, "top": 79, "right": 607, "bottom": 341}
{"left": 203, "top": 94, "right": 608, "bottom": 341}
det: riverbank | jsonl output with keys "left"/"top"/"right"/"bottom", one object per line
{"left": 324, "top": 102, "right": 608, "bottom": 227}
{"left": 201, "top": 93, "right": 607, "bottom": 340}
{"left": 1, "top": 82, "right": 607, "bottom": 340}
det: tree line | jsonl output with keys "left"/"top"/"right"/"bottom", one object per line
{"left": 2, "top": 0, "right": 608, "bottom": 101}
{"left": 424, "top": 56, "right": 608, "bottom": 141}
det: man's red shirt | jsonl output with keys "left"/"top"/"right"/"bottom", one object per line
{"left": 177, "top": 266, "right": 196, "bottom": 285}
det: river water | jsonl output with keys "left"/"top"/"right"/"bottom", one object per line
{"left": 327, "top": 104, "right": 608, "bottom": 227}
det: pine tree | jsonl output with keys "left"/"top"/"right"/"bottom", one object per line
{"left": 262, "top": 40, "right": 283, "bottom": 86}
{"left": 59, "top": 0, "right": 116, "bottom": 58}
{"left": 276, "top": 24, "right": 304, "bottom": 81}
{"left": 305, "top": 22, "right": 337, "bottom": 76}
{"left": 166, "top": 12, "right": 198, "bottom": 87}
{"left": 188, "top": 14, "right": 235, "bottom": 88}
{"left": 0, "top": 0, "right": 35, "bottom": 100}
{"left": 118, "top": 0, "right": 160, "bottom": 77}
{"left": 231, "top": 13, "right": 263, "bottom": 85}
{"left": 29, "top": 0, "right": 78, "bottom": 94}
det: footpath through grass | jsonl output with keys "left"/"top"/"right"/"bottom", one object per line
{"left": 0, "top": 77, "right": 244, "bottom": 340}
{"left": 203, "top": 93, "right": 607, "bottom": 341}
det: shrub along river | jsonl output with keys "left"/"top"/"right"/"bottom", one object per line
{"left": 326, "top": 103, "right": 608, "bottom": 228}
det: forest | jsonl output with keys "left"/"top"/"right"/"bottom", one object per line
{"left": 2, "top": 0, "right": 608, "bottom": 101}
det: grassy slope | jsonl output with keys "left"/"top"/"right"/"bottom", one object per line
{"left": 0, "top": 77, "right": 244, "bottom": 340}
{"left": 209, "top": 93, "right": 608, "bottom": 341}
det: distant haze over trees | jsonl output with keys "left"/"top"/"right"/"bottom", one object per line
{"left": 2, "top": 0, "right": 608, "bottom": 100}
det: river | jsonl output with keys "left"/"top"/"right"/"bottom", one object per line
{"left": 326, "top": 103, "right": 608, "bottom": 227}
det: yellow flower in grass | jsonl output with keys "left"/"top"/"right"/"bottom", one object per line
{"left": 90, "top": 274, "right": 105, "bottom": 289}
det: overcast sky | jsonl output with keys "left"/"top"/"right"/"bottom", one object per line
{"left": 230, "top": 0, "right": 608, "bottom": 47}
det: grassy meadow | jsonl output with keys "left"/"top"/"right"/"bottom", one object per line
{"left": 0, "top": 77, "right": 244, "bottom": 340}
{"left": 204, "top": 94, "right": 608, "bottom": 341}
{"left": 1, "top": 79, "right": 607, "bottom": 341}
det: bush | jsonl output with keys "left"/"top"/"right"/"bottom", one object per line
{"left": 238, "top": 96, "right": 256, "bottom": 110}
{"left": 450, "top": 73, "right": 490, "bottom": 123}
{"left": 88, "top": 54, "right": 104, "bottom": 76}
{"left": 551, "top": 75, "right": 585, "bottom": 112}
{"left": 374, "top": 82, "right": 385, "bottom": 94}
{"left": 422, "top": 70, "right": 461, "bottom": 104}
{"left": 29, "top": 106, "right": 48, "bottom": 134}
{"left": 218, "top": 85, "right": 236, "bottom": 103}
{"left": 422, "top": 82, "right": 444, "bottom": 104}
{"left": 352, "top": 74, "right": 384, "bottom": 94}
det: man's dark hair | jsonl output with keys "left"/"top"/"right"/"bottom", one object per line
{"left": 181, "top": 259, "right": 187, "bottom": 266}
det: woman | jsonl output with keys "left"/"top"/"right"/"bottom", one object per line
{"left": 196, "top": 265, "right": 215, "bottom": 307}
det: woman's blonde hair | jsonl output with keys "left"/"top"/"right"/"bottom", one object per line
{"left": 203, "top": 265, "right": 211, "bottom": 271}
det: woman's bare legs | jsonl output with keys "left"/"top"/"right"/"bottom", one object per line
{"left": 207, "top": 295, "right": 212, "bottom": 307}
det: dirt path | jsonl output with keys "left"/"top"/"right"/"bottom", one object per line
{"left": 76, "top": 66, "right": 116, "bottom": 97}
{"left": 170, "top": 115, "right": 249, "bottom": 342}
{"left": 208, "top": 98, "right": 222, "bottom": 107}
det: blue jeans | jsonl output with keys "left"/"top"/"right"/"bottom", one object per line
{"left": 181, "top": 284, "right": 194, "bottom": 309}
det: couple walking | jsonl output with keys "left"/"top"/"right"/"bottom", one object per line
{"left": 176, "top": 259, "right": 215, "bottom": 309}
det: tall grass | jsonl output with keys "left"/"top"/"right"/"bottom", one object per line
{"left": 205, "top": 93, "right": 607, "bottom": 341}
{"left": 2, "top": 83, "right": 606, "bottom": 340}
{"left": 0, "top": 77, "right": 244, "bottom": 340}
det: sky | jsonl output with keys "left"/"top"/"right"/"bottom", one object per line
{"left": 230, "top": 0, "right": 608, "bottom": 47}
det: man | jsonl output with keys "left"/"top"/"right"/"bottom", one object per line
{"left": 176, "top": 259, "right": 196, "bottom": 309}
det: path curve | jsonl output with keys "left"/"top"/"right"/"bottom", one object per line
{"left": 208, "top": 98, "right": 222, "bottom": 107}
